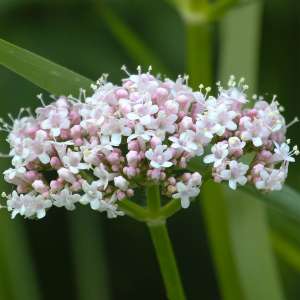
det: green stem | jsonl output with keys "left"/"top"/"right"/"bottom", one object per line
{"left": 146, "top": 184, "right": 185, "bottom": 299}
{"left": 148, "top": 223, "right": 186, "bottom": 300}
{"left": 146, "top": 185, "right": 161, "bottom": 216}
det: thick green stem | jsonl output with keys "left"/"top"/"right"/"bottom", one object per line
{"left": 148, "top": 224, "right": 186, "bottom": 300}
{"left": 146, "top": 185, "right": 161, "bottom": 216}
{"left": 146, "top": 185, "right": 185, "bottom": 299}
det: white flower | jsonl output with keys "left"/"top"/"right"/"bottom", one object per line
{"left": 203, "top": 143, "right": 229, "bottom": 167}
{"left": 127, "top": 102, "right": 159, "bottom": 125}
{"left": 101, "top": 116, "right": 132, "bottom": 146}
{"left": 127, "top": 122, "right": 155, "bottom": 151}
{"left": 94, "top": 163, "right": 119, "bottom": 188}
{"left": 208, "top": 104, "right": 237, "bottom": 136}
{"left": 172, "top": 179, "right": 200, "bottom": 208}
{"left": 62, "top": 152, "right": 88, "bottom": 174}
{"left": 228, "top": 137, "right": 246, "bottom": 155}
{"left": 169, "top": 130, "right": 197, "bottom": 153}
{"left": 80, "top": 181, "right": 103, "bottom": 210}
{"left": 241, "top": 118, "right": 270, "bottom": 147}
{"left": 266, "top": 142, "right": 297, "bottom": 164}
{"left": 27, "top": 195, "right": 52, "bottom": 219}
{"left": 41, "top": 109, "right": 71, "bottom": 137}
{"left": 220, "top": 161, "right": 249, "bottom": 190}
{"left": 6, "top": 191, "right": 26, "bottom": 219}
{"left": 52, "top": 189, "right": 80, "bottom": 210}
{"left": 255, "top": 170, "right": 283, "bottom": 191}
{"left": 145, "top": 145, "right": 173, "bottom": 169}
{"left": 147, "top": 111, "right": 178, "bottom": 141}
{"left": 98, "top": 192, "right": 125, "bottom": 218}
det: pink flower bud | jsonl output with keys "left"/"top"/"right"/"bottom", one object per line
{"left": 191, "top": 172, "right": 202, "bottom": 185}
{"left": 57, "top": 168, "right": 76, "bottom": 183}
{"left": 56, "top": 97, "right": 69, "bottom": 109}
{"left": 32, "top": 180, "right": 47, "bottom": 193}
{"left": 247, "top": 109, "right": 258, "bottom": 118}
{"left": 126, "top": 189, "right": 134, "bottom": 197}
{"left": 28, "top": 128, "right": 38, "bottom": 139}
{"left": 176, "top": 95, "right": 188, "bottom": 111}
{"left": 74, "top": 138, "right": 83, "bottom": 146}
{"left": 60, "top": 129, "right": 69, "bottom": 140}
{"left": 252, "top": 164, "right": 264, "bottom": 176}
{"left": 160, "top": 172, "right": 166, "bottom": 180}
{"left": 70, "top": 125, "right": 83, "bottom": 138}
{"left": 168, "top": 177, "right": 176, "bottom": 185}
{"left": 260, "top": 150, "right": 272, "bottom": 160}
{"left": 126, "top": 166, "right": 136, "bottom": 178}
{"left": 151, "top": 169, "right": 160, "bottom": 181}
{"left": 116, "top": 89, "right": 129, "bottom": 99}
{"left": 150, "top": 136, "right": 162, "bottom": 149}
{"left": 179, "top": 161, "right": 187, "bottom": 169}
{"left": 156, "top": 88, "right": 168, "bottom": 106}
{"left": 17, "top": 185, "right": 26, "bottom": 193}
{"left": 24, "top": 171, "right": 39, "bottom": 182}
{"left": 90, "top": 136, "right": 99, "bottom": 143}
{"left": 120, "top": 103, "right": 132, "bottom": 116}
{"left": 111, "top": 165, "right": 120, "bottom": 172}
{"left": 168, "top": 185, "right": 177, "bottom": 193}
{"left": 182, "top": 173, "right": 191, "bottom": 182}
{"left": 107, "top": 152, "right": 120, "bottom": 165}
{"left": 50, "top": 157, "right": 62, "bottom": 169}
{"left": 117, "top": 191, "right": 126, "bottom": 201}
{"left": 164, "top": 100, "right": 179, "bottom": 115}
{"left": 214, "top": 175, "right": 223, "bottom": 183}
{"left": 239, "top": 116, "right": 251, "bottom": 128}
{"left": 253, "top": 176, "right": 262, "bottom": 185}
{"left": 35, "top": 130, "right": 48, "bottom": 140}
{"left": 71, "top": 181, "right": 81, "bottom": 192}
{"left": 128, "top": 141, "right": 139, "bottom": 151}
{"left": 179, "top": 116, "right": 193, "bottom": 132}
{"left": 114, "top": 176, "right": 129, "bottom": 191}
{"left": 178, "top": 111, "right": 185, "bottom": 120}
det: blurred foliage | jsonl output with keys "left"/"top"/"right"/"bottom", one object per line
{"left": 0, "top": 0, "right": 299, "bottom": 299}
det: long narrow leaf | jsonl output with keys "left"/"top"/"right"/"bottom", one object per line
{"left": 271, "top": 231, "right": 300, "bottom": 274}
{"left": 0, "top": 39, "right": 94, "bottom": 96}
{"left": 223, "top": 187, "right": 284, "bottom": 300}
{"left": 216, "top": 2, "right": 284, "bottom": 299}
{"left": 201, "top": 181, "right": 244, "bottom": 299}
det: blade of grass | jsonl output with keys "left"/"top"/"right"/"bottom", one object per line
{"left": 0, "top": 214, "right": 41, "bottom": 300}
{"left": 0, "top": 38, "right": 94, "bottom": 96}
{"left": 223, "top": 186, "right": 284, "bottom": 299}
{"left": 68, "top": 206, "right": 111, "bottom": 300}
{"left": 97, "top": 4, "right": 172, "bottom": 76}
{"left": 218, "top": 2, "right": 284, "bottom": 299}
{"left": 200, "top": 180, "right": 244, "bottom": 299}
{"left": 271, "top": 231, "right": 300, "bottom": 274}
{"left": 187, "top": 18, "right": 244, "bottom": 298}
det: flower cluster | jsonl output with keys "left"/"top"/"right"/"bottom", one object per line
{"left": 0, "top": 67, "right": 297, "bottom": 220}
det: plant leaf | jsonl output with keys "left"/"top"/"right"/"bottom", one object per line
{"left": 0, "top": 38, "right": 94, "bottom": 96}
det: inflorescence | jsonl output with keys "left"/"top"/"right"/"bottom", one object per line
{"left": 0, "top": 67, "right": 298, "bottom": 219}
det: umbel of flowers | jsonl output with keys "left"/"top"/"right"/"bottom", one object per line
{"left": 0, "top": 66, "right": 298, "bottom": 219}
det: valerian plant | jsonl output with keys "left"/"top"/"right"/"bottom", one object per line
{"left": 0, "top": 65, "right": 298, "bottom": 299}
{"left": 0, "top": 67, "right": 297, "bottom": 219}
